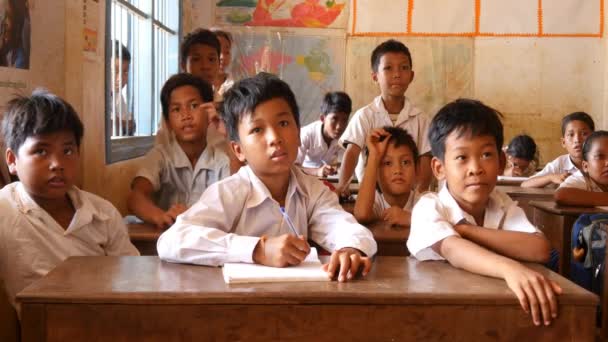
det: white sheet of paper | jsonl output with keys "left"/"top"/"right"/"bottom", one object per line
{"left": 222, "top": 247, "right": 330, "bottom": 284}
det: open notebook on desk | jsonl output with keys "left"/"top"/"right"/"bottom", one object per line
{"left": 222, "top": 247, "right": 330, "bottom": 284}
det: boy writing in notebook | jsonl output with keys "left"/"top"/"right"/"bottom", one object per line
{"left": 337, "top": 39, "right": 432, "bottom": 194}
{"left": 407, "top": 99, "right": 561, "bottom": 327}
{"left": 354, "top": 126, "right": 418, "bottom": 225}
{"left": 0, "top": 90, "right": 139, "bottom": 313}
{"left": 521, "top": 112, "right": 594, "bottom": 188}
{"left": 296, "top": 91, "right": 351, "bottom": 177}
{"left": 157, "top": 73, "right": 377, "bottom": 282}
{"left": 128, "top": 73, "right": 229, "bottom": 229}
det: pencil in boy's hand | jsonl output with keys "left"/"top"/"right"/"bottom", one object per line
{"left": 279, "top": 207, "right": 299, "bottom": 236}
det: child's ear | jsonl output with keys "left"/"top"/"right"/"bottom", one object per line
{"left": 561, "top": 136, "right": 566, "bottom": 149}
{"left": 410, "top": 70, "right": 415, "bottom": 82}
{"left": 582, "top": 160, "right": 589, "bottom": 173}
{"left": 371, "top": 71, "right": 378, "bottom": 83}
{"left": 229, "top": 141, "right": 247, "bottom": 163}
{"left": 319, "top": 114, "right": 325, "bottom": 122}
{"left": 5, "top": 148, "right": 17, "bottom": 175}
{"left": 430, "top": 156, "right": 445, "bottom": 180}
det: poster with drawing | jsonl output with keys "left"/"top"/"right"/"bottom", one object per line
{"left": 215, "top": 0, "right": 349, "bottom": 29}
{"left": 0, "top": 0, "right": 30, "bottom": 69}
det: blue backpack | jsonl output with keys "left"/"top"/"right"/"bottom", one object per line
{"left": 570, "top": 213, "right": 608, "bottom": 294}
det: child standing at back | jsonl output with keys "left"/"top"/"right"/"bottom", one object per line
{"left": 0, "top": 90, "right": 139, "bottom": 313}
{"left": 296, "top": 91, "right": 351, "bottom": 177}
{"left": 555, "top": 131, "right": 608, "bottom": 205}
{"left": 128, "top": 73, "right": 229, "bottom": 229}
{"left": 157, "top": 73, "right": 377, "bottom": 282}
{"left": 521, "top": 112, "right": 594, "bottom": 188}
{"left": 337, "top": 39, "right": 431, "bottom": 195}
{"left": 354, "top": 126, "right": 418, "bottom": 226}
{"left": 408, "top": 99, "right": 561, "bottom": 327}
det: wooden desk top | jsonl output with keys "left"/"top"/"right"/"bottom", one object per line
{"left": 530, "top": 200, "right": 608, "bottom": 216}
{"left": 128, "top": 223, "right": 163, "bottom": 241}
{"left": 366, "top": 221, "right": 409, "bottom": 243}
{"left": 496, "top": 185, "right": 554, "bottom": 198}
{"left": 18, "top": 256, "right": 597, "bottom": 307}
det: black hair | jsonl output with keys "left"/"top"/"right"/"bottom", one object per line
{"left": 221, "top": 72, "right": 300, "bottom": 142}
{"left": 320, "top": 91, "right": 352, "bottom": 116}
{"left": 561, "top": 111, "right": 595, "bottom": 136}
{"left": 113, "top": 40, "right": 131, "bottom": 62}
{"left": 180, "top": 28, "right": 221, "bottom": 66}
{"left": 429, "top": 98, "right": 504, "bottom": 161}
{"left": 370, "top": 39, "right": 412, "bottom": 73}
{"left": 582, "top": 130, "right": 608, "bottom": 161}
{"left": 160, "top": 73, "right": 214, "bottom": 121}
{"left": 210, "top": 28, "right": 233, "bottom": 45}
{"left": 1, "top": 89, "right": 84, "bottom": 151}
{"left": 506, "top": 134, "right": 537, "bottom": 161}
{"left": 365, "top": 126, "right": 419, "bottom": 165}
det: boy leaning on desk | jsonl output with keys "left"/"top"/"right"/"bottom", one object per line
{"left": 157, "top": 73, "right": 377, "bottom": 282}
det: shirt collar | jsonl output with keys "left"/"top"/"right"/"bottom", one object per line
{"left": 167, "top": 139, "right": 215, "bottom": 172}
{"left": 438, "top": 185, "right": 508, "bottom": 228}
{"left": 244, "top": 166, "right": 308, "bottom": 209}
{"left": 373, "top": 96, "right": 422, "bottom": 121}
{"left": 565, "top": 155, "right": 579, "bottom": 172}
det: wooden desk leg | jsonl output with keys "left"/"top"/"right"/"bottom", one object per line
{"left": 20, "top": 303, "right": 45, "bottom": 342}
{"left": 533, "top": 208, "right": 568, "bottom": 275}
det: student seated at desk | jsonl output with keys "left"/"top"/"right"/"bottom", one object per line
{"left": 296, "top": 91, "right": 351, "bottom": 177}
{"left": 522, "top": 112, "right": 594, "bottom": 188}
{"left": 0, "top": 90, "right": 139, "bottom": 314}
{"left": 407, "top": 99, "right": 561, "bottom": 327}
{"left": 555, "top": 131, "right": 608, "bottom": 206}
{"left": 354, "top": 126, "right": 418, "bottom": 225}
{"left": 157, "top": 73, "right": 377, "bottom": 282}
{"left": 128, "top": 74, "right": 229, "bottom": 229}
{"left": 503, "top": 134, "right": 537, "bottom": 177}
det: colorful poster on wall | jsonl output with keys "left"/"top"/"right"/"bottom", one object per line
{"left": 83, "top": 0, "right": 100, "bottom": 55}
{"left": 0, "top": 0, "right": 30, "bottom": 69}
{"left": 215, "top": 0, "right": 349, "bottom": 29}
{"left": 231, "top": 29, "right": 345, "bottom": 124}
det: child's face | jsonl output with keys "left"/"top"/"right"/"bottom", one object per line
{"left": 372, "top": 52, "right": 414, "bottom": 99}
{"left": 432, "top": 132, "right": 499, "bottom": 212}
{"left": 6, "top": 130, "right": 80, "bottom": 203}
{"left": 582, "top": 136, "right": 608, "bottom": 186}
{"left": 506, "top": 154, "right": 531, "bottom": 177}
{"left": 231, "top": 98, "right": 300, "bottom": 180}
{"left": 184, "top": 43, "right": 220, "bottom": 85}
{"left": 561, "top": 120, "right": 592, "bottom": 160}
{"left": 217, "top": 35, "right": 232, "bottom": 72}
{"left": 321, "top": 111, "right": 348, "bottom": 141}
{"left": 113, "top": 59, "right": 129, "bottom": 93}
{"left": 377, "top": 143, "right": 416, "bottom": 197}
{"left": 167, "top": 85, "right": 209, "bottom": 144}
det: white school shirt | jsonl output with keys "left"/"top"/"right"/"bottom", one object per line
{"left": 296, "top": 121, "right": 344, "bottom": 168}
{"left": 407, "top": 186, "right": 539, "bottom": 261}
{"left": 558, "top": 171, "right": 604, "bottom": 192}
{"left": 533, "top": 154, "right": 579, "bottom": 177}
{"left": 373, "top": 190, "right": 418, "bottom": 218}
{"left": 339, "top": 96, "right": 431, "bottom": 182}
{"left": 157, "top": 166, "right": 378, "bottom": 266}
{"left": 0, "top": 182, "right": 139, "bottom": 311}
{"left": 134, "top": 139, "right": 230, "bottom": 210}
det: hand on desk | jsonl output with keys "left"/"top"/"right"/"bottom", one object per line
{"left": 382, "top": 207, "right": 411, "bottom": 226}
{"left": 253, "top": 234, "right": 311, "bottom": 267}
{"left": 323, "top": 247, "right": 372, "bottom": 282}
{"left": 550, "top": 172, "right": 571, "bottom": 185}
{"left": 151, "top": 203, "right": 187, "bottom": 229}
{"left": 503, "top": 261, "right": 562, "bottom": 326}
{"left": 316, "top": 164, "right": 337, "bottom": 177}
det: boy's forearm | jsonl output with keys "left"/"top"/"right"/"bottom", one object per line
{"left": 417, "top": 155, "right": 432, "bottom": 192}
{"left": 555, "top": 188, "right": 608, "bottom": 206}
{"left": 128, "top": 190, "right": 165, "bottom": 224}
{"left": 354, "top": 154, "right": 380, "bottom": 223}
{"left": 337, "top": 144, "right": 361, "bottom": 190}
{"left": 456, "top": 224, "right": 550, "bottom": 263}
{"left": 521, "top": 175, "right": 551, "bottom": 188}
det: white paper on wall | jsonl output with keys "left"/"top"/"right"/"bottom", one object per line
{"left": 351, "top": 0, "right": 408, "bottom": 34}
{"left": 410, "top": 0, "right": 475, "bottom": 34}
{"left": 543, "top": 0, "right": 601, "bottom": 35}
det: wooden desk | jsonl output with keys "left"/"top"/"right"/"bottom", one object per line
{"left": 497, "top": 185, "right": 554, "bottom": 221}
{"left": 366, "top": 221, "right": 409, "bottom": 256}
{"left": 128, "top": 223, "right": 163, "bottom": 256}
{"left": 530, "top": 201, "right": 607, "bottom": 275}
{"left": 18, "top": 256, "right": 597, "bottom": 342}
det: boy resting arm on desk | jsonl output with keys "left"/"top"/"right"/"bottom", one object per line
{"left": 157, "top": 73, "right": 377, "bottom": 282}
{"left": 407, "top": 99, "right": 561, "bottom": 327}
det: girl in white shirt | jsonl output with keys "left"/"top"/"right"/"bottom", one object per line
{"left": 555, "top": 130, "right": 608, "bottom": 206}
{"left": 354, "top": 126, "right": 419, "bottom": 226}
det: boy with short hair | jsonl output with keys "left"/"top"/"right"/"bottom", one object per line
{"left": 180, "top": 28, "right": 221, "bottom": 96}
{"left": 111, "top": 41, "right": 135, "bottom": 136}
{"left": 354, "top": 126, "right": 418, "bottom": 225}
{"left": 521, "top": 112, "right": 594, "bottom": 188}
{"left": 297, "top": 91, "right": 351, "bottom": 177}
{"left": 407, "top": 99, "right": 561, "bottom": 327}
{"left": 128, "top": 73, "right": 229, "bottom": 229}
{"left": 337, "top": 39, "right": 432, "bottom": 195}
{"left": 157, "top": 73, "right": 377, "bottom": 282}
{"left": 0, "top": 90, "right": 139, "bottom": 313}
